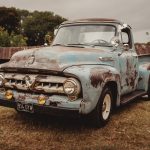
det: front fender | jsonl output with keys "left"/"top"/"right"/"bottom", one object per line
{"left": 64, "top": 65, "right": 121, "bottom": 114}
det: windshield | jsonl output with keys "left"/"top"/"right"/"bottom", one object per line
{"left": 52, "top": 24, "right": 116, "bottom": 47}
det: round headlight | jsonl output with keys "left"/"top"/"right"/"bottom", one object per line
{"left": 63, "top": 78, "right": 81, "bottom": 96}
{"left": 0, "top": 74, "right": 4, "bottom": 86}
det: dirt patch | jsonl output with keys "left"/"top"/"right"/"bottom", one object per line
{"left": 0, "top": 97, "right": 150, "bottom": 150}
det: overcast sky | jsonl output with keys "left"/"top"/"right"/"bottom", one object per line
{"left": 0, "top": 0, "right": 150, "bottom": 42}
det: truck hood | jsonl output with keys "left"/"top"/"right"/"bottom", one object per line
{"left": 0, "top": 46, "right": 115, "bottom": 72}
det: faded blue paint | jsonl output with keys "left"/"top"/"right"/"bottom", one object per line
{"left": 64, "top": 65, "right": 121, "bottom": 114}
{"left": 1, "top": 46, "right": 116, "bottom": 72}
{"left": 137, "top": 55, "right": 150, "bottom": 91}
{"left": 0, "top": 20, "right": 150, "bottom": 116}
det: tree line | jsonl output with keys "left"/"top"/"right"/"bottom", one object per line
{"left": 0, "top": 7, "right": 66, "bottom": 47}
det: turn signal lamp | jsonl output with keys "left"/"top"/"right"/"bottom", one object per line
{"left": 5, "top": 90, "right": 13, "bottom": 100}
{"left": 38, "top": 95, "right": 46, "bottom": 105}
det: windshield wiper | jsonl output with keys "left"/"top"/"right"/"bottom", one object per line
{"left": 53, "top": 43, "right": 85, "bottom": 48}
{"left": 67, "top": 43, "right": 85, "bottom": 46}
{"left": 68, "top": 43, "right": 112, "bottom": 48}
{"left": 89, "top": 43, "right": 112, "bottom": 47}
{"left": 52, "top": 43, "right": 84, "bottom": 48}
{"left": 67, "top": 43, "right": 86, "bottom": 48}
{"left": 52, "top": 43, "right": 67, "bottom": 47}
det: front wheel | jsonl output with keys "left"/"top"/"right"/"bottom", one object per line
{"left": 90, "top": 86, "right": 113, "bottom": 127}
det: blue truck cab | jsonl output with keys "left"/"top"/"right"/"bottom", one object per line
{"left": 0, "top": 18, "right": 149, "bottom": 127}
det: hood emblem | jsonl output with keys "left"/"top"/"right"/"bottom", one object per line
{"left": 27, "top": 55, "right": 35, "bottom": 65}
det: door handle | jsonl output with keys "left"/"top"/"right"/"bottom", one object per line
{"left": 99, "top": 57, "right": 114, "bottom": 61}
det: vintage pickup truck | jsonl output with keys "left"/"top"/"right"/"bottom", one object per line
{"left": 0, "top": 18, "right": 149, "bottom": 127}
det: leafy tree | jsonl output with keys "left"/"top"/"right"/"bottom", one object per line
{"left": 10, "top": 32, "right": 27, "bottom": 46}
{"left": 0, "top": 7, "right": 20, "bottom": 34}
{"left": 0, "top": 7, "right": 67, "bottom": 46}
{"left": 22, "top": 11, "right": 66, "bottom": 46}
{"left": 0, "top": 27, "right": 10, "bottom": 46}
{"left": 17, "top": 9, "right": 30, "bottom": 19}
{"left": 0, "top": 27, "right": 27, "bottom": 47}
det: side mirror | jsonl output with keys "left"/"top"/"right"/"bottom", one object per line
{"left": 54, "top": 29, "right": 58, "bottom": 36}
{"left": 118, "top": 24, "right": 128, "bottom": 32}
{"left": 110, "top": 36, "right": 120, "bottom": 48}
{"left": 123, "top": 44, "right": 129, "bottom": 51}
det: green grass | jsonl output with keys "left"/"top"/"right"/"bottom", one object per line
{"left": 0, "top": 97, "right": 150, "bottom": 150}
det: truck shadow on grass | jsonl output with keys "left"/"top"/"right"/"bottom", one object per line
{"left": 113, "top": 96, "right": 149, "bottom": 115}
{"left": 0, "top": 96, "right": 149, "bottom": 150}
{"left": 13, "top": 96, "right": 149, "bottom": 131}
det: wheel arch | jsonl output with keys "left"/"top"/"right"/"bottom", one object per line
{"left": 64, "top": 65, "right": 121, "bottom": 114}
{"left": 103, "top": 81, "right": 118, "bottom": 109}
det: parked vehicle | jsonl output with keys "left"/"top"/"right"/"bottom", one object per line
{"left": 0, "top": 18, "right": 149, "bottom": 127}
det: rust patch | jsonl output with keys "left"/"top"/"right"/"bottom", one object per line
{"left": 11, "top": 55, "right": 28, "bottom": 62}
{"left": 35, "top": 58, "right": 60, "bottom": 70}
{"left": 18, "top": 95, "right": 26, "bottom": 101}
{"left": 126, "top": 58, "right": 138, "bottom": 89}
{"left": 135, "top": 43, "right": 150, "bottom": 55}
{"left": 103, "top": 71, "right": 113, "bottom": 80}
{"left": 126, "top": 59, "right": 130, "bottom": 69}
{"left": 90, "top": 71, "right": 103, "bottom": 88}
{"left": 125, "top": 78, "right": 129, "bottom": 86}
{"left": 130, "top": 77, "right": 135, "bottom": 88}
{"left": 90, "top": 67, "right": 114, "bottom": 88}
{"left": 36, "top": 58, "right": 57, "bottom": 64}
{"left": 138, "top": 77, "right": 143, "bottom": 82}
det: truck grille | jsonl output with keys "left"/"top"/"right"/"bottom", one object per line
{"left": 4, "top": 73, "right": 67, "bottom": 94}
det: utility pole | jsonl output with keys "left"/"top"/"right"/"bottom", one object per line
{"left": 146, "top": 32, "right": 150, "bottom": 44}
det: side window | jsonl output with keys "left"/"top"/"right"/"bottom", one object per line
{"left": 122, "top": 32, "right": 129, "bottom": 43}
{"left": 121, "top": 28, "right": 132, "bottom": 49}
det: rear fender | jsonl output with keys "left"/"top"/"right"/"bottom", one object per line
{"left": 138, "top": 63, "right": 150, "bottom": 92}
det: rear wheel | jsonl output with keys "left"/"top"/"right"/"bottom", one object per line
{"left": 90, "top": 86, "right": 113, "bottom": 127}
{"left": 148, "top": 92, "right": 150, "bottom": 100}
{"left": 147, "top": 79, "right": 150, "bottom": 100}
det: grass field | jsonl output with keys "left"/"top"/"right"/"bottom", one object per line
{"left": 0, "top": 97, "right": 150, "bottom": 150}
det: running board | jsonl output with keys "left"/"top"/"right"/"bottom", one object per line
{"left": 120, "top": 90, "right": 147, "bottom": 105}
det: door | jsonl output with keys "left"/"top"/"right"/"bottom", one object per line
{"left": 118, "top": 27, "right": 138, "bottom": 95}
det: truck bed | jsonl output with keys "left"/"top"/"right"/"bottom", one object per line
{"left": 136, "top": 43, "right": 150, "bottom": 66}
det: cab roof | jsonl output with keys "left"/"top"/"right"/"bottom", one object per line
{"left": 61, "top": 18, "right": 123, "bottom": 25}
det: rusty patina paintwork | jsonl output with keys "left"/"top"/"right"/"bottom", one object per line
{"left": 0, "top": 18, "right": 149, "bottom": 118}
{"left": 1, "top": 46, "right": 106, "bottom": 72}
